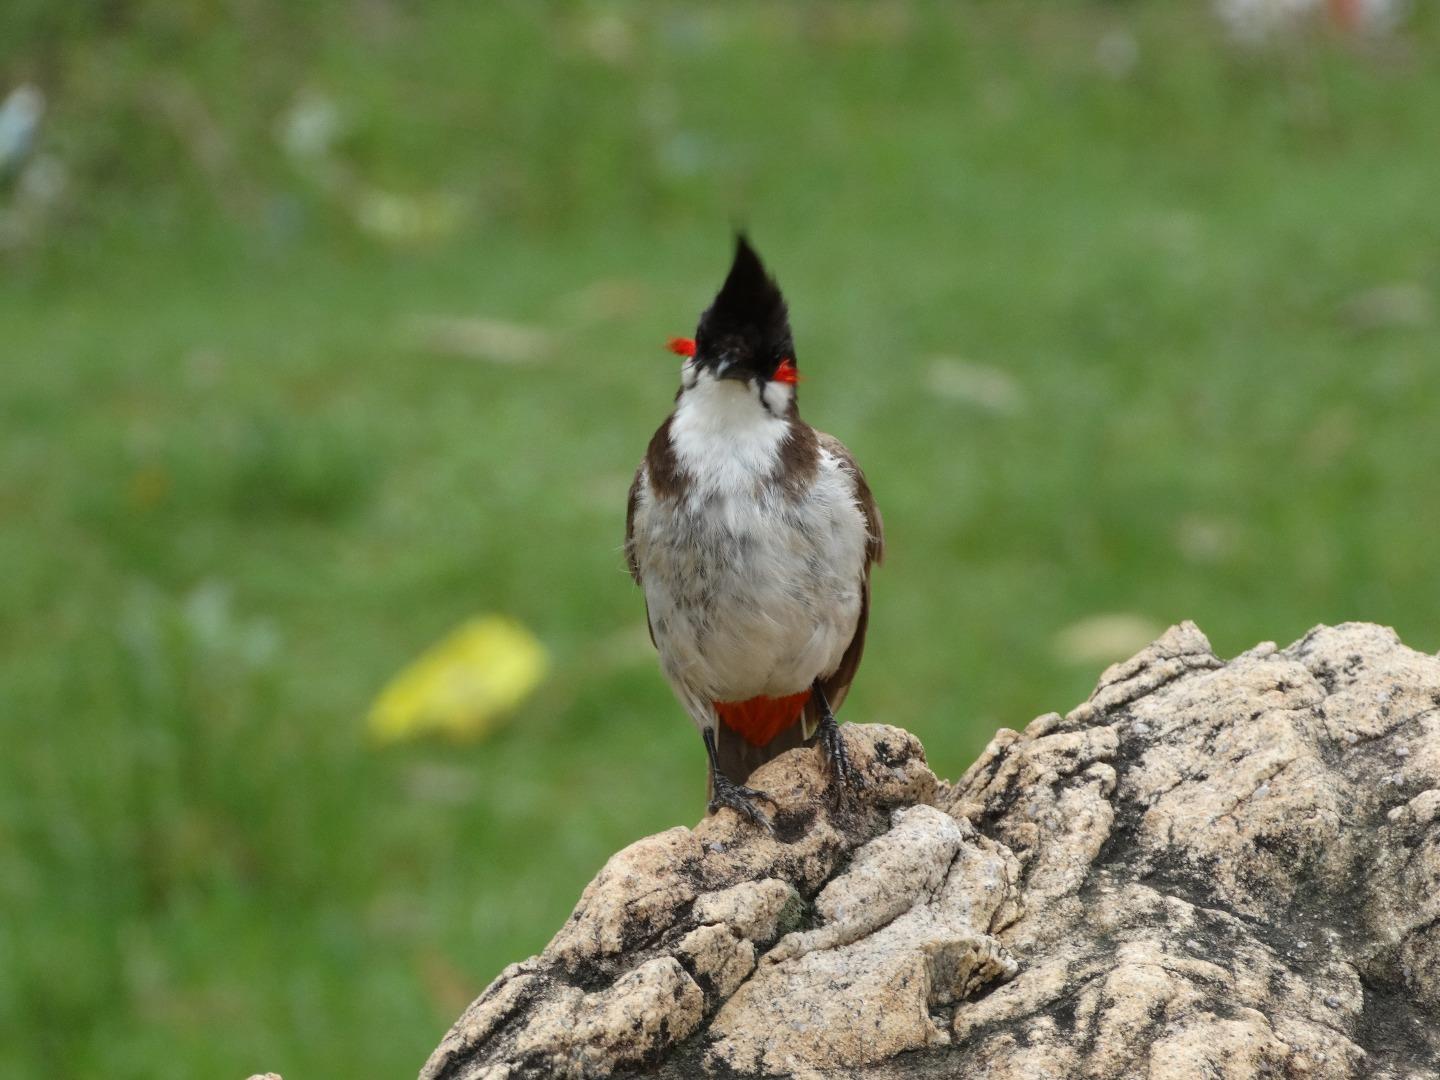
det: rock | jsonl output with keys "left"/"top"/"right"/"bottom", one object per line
{"left": 707, "top": 806, "right": 1020, "bottom": 1075}
{"left": 420, "top": 624, "right": 1440, "bottom": 1079}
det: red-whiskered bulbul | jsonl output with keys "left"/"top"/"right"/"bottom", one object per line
{"left": 625, "top": 236, "right": 884, "bottom": 827}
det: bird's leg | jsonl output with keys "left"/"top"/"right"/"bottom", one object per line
{"left": 812, "top": 679, "right": 862, "bottom": 796}
{"left": 704, "top": 728, "right": 775, "bottom": 830}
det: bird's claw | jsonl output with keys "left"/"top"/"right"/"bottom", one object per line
{"left": 819, "top": 716, "right": 864, "bottom": 804}
{"left": 708, "top": 774, "right": 776, "bottom": 831}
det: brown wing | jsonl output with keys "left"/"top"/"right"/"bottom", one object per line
{"left": 627, "top": 418, "right": 682, "bottom": 649}
{"left": 624, "top": 461, "right": 658, "bottom": 650}
{"left": 806, "top": 432, "right": 884, "bottom": 732}
{"left": 818, "top": 432, "right": 884, "bottom": 569}
{"left": 624, "top": 463, "right": 645, "bottom": 585}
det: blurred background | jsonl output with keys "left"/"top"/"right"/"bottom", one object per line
{"left": 2, "top": 1, "right": 1438, "bottom": 1076}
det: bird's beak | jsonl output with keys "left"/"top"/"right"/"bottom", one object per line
{"left": 710, "top": 357, "right": 748, "bottom": 383}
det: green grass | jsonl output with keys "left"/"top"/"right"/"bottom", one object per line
{"left": 3, "top": 3, "right": 1439, "bottom": 1077}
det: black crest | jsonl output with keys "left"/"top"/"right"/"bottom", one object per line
{"left": 694, "top": 234, "right": 795, "bottom": 380}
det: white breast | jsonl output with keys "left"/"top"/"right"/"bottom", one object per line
{"left": 668, "top": 367, "right": 792, "bottom": 499}
{"left": 630, "top": 373, "right": 868, "bottom": 723}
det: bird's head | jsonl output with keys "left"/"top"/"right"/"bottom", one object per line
{"left": 668, "top": 235, "right": 800, "bottom": 414}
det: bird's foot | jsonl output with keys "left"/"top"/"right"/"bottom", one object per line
{"left": 818, "top": 714, "right": 864, "bottom": 804}
{"left": 708, "top": 772, "right": 776, "bottom": 831}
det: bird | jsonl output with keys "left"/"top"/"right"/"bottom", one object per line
{"left": 624, "top": 235, "right": 884, "bottom": 827}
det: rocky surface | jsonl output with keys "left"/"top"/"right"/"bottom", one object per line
{"left": 420, "top": 622, "right": 1440, "bottom": 1079}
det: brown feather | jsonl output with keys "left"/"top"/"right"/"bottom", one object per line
{"left": 624, "top": 466, "right": 644, "bottom": 585}
{"left": 624, "top": 462, "right": 657, "bottom": 649}
{"left": 626, "top": 416, "right": 685, "bottom": 646}
{"left": 817, "top": 430, "right": 885, "bottom": 568}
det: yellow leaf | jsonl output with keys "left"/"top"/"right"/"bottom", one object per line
{"left": 368, "top": 616, "right": 548, "bottom": 744}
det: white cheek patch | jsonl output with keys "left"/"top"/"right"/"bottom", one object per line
{"left": 760, "top": 379, "right": 794, "bottom": 416}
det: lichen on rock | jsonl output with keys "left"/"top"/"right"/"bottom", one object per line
{"left": 420, "top": 623, "right": 1440, "bottom": 1080}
